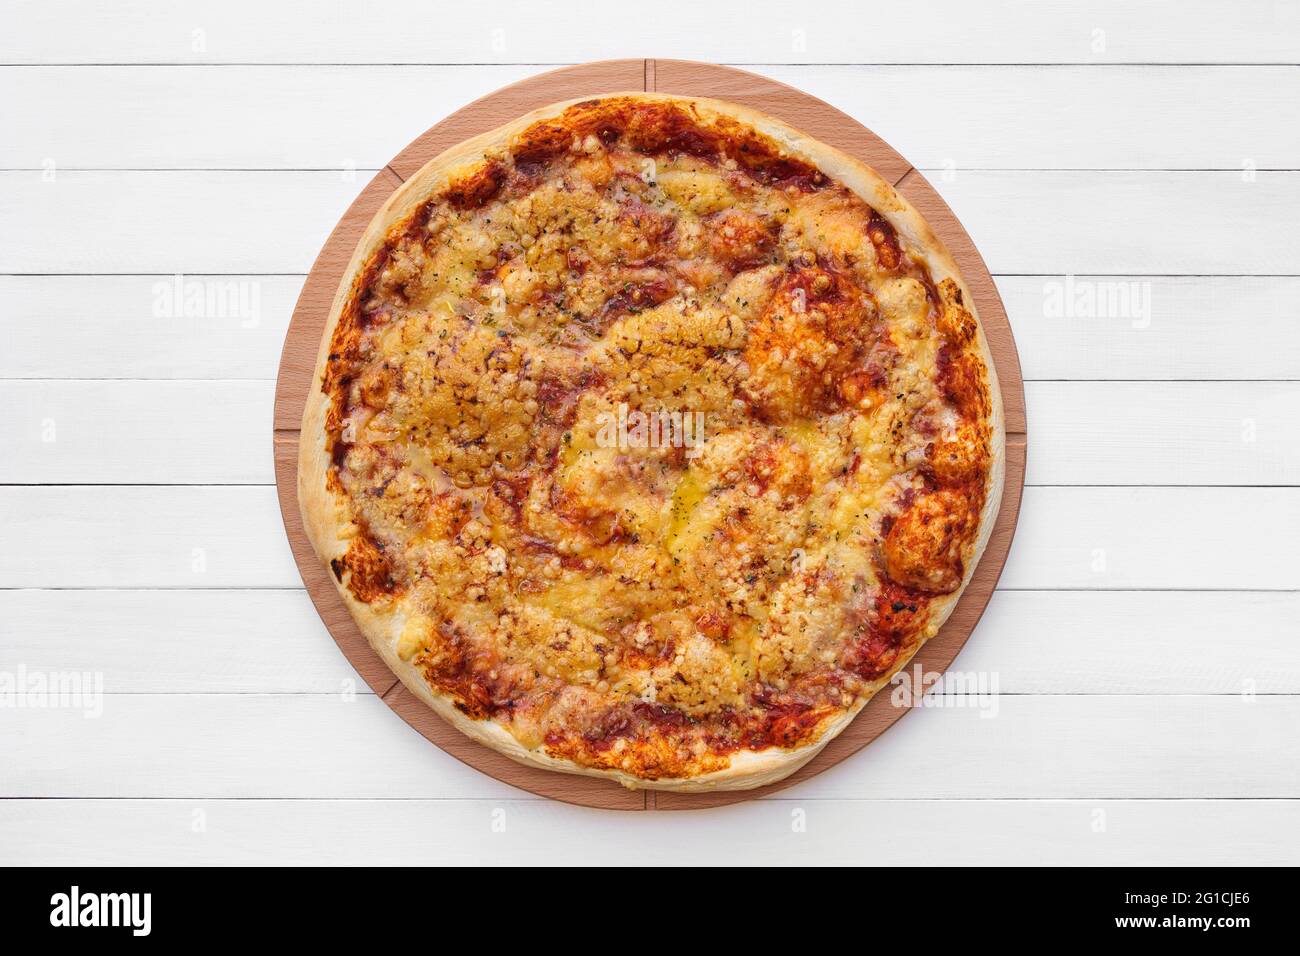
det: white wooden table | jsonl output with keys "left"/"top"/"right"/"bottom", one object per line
{"left": 2, "top": 0, "right": 1298, "bottom": 865}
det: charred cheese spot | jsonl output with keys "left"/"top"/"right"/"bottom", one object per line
{"left": 740, "top": 265, "right": 877, "bottom": 421}
{"left": 936, "top": 278, "right": 978, "bottom": 346}
{"left": 337, "top": 533, "right": 398, "bottom": 603}
{"left": 882, "top": 490, "right": 974, "bottom": 594}
{"left": 611, "top": 202, "right": 676, "bottom": 265}
{"left": 705, "top": 209, "right": 779, "bottom": 272}
{"left": 927, "top": 418, "right": 988, "bottom": 486}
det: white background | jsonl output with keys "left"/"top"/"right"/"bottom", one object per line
{"left": 2, "top": 0, "right": 1298, "bottom": 865}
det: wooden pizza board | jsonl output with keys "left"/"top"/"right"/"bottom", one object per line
{"left": 273, "top": 60, "right": 1027, "bottom": 811}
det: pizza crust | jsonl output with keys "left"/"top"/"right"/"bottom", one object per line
{"left": 299, "top": 93, "right": 1005, "bottom": 792}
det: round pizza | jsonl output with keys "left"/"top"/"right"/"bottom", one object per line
{"left": 299, "top": 93, "right": 1004, "bottom": 791}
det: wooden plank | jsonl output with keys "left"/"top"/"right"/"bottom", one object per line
{"left": 0, "top": 486, "right": 302, "bottom": 588}
{"left": 1022, "top": 381, "right": 1300, "bottom": 486}
{"left": 2, "top": 1, "right": 1294, "bottom": 64}
{"left": 10, "top": 65, "right": 1297, "bottom": 171}
{"left": 5, "top": 589, "right": 1295, "bottom": 696}
{"left": 0, "top": 275, "right": 303, "bottom": 379}
{"left": 0, "top": 65, "right": 538, "bottom": 170}
{"left": 0, "top": 169, "right": 371, "bottom": 274}
{"left": 3, "top": 695, "right": 1295, "bottom": 801}
{"left": 1000, "top": 487, "right": 1300, "bottom": 590}
{"left": 0, "top": 380, "right": 272, "bottom": 483}
{"left": 0, "top": 694, "right": 520, "bottom": 799}
{"left": 0, "top": 589, "right": 364, "bottom": 693}
{"left": 935, "top": 170, "right": 1300, "bottom": 276}
{"left": 968, "top": 590, "right": 1300, "bottom": 694}
{"left": 7, "top": 169, "right": 1297, "bottom": 276}
{"left": 998, "top": 275, "right": 1300, "bottom": 380}
{"left": 2, "top": 798, "right": 1294, "bottom": 866}
{"left": 7, "top": 275, "right": 1298, "bottom": 381}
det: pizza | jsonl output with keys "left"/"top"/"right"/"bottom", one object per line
{"left": 299, "top": 93, "right": 1004, "bottom": 791}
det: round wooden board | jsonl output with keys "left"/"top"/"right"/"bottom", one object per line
{"left": 273, "top": 60, "right": 1027, "bottom": 811}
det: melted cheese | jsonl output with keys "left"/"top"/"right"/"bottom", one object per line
{"left": 325, "top": 99, "right": 994, "bottom": 781}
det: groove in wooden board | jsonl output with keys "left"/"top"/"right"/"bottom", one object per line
{"left": 272, "top": 167, "right": 401, "bottom": 431}
{"left": 271, "top": 60, "right": 1026, "bottom": 809}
